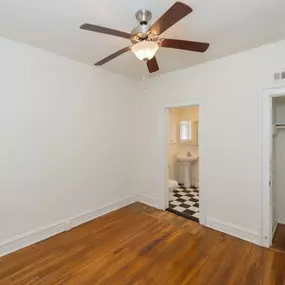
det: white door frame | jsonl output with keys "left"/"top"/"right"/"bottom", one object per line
{"left": 164, "top": 100, "right": 207, "bottom": 226}
{"left": 261, "top": 86, "right": 285, "bottom": 247}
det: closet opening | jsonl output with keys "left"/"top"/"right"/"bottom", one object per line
{"left": 262, "top": 87, "right": 285, "bottom": 249}
{"left": 271, "top": 96, "right": 285, "bottom": 252}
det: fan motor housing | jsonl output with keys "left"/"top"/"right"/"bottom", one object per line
{"left": 131, "top": 9, "right": 159, "bottom": 44}
{"left": 131, "top": 24, "right": 149, "bottom": 37}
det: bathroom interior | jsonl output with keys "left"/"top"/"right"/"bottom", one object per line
{"left": 167, "top": 106, "right": 199, "bottom": 222}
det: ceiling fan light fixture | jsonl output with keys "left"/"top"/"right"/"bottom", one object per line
{"left": 131, "top": 41, "right": 159, "bottom": 62}
{"left": 81, "top": 2, "right": 210, "bottom": 74}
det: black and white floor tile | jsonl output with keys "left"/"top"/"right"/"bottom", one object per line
{"left": 167, "top": 186, "right": 199, "bottom": 222}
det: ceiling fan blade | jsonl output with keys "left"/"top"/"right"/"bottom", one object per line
{"left": 80, "top": 23, "right": 131, "bottom": 39}
{"left": 147, "top": 56, "right": 159, "bottom": 73}
{"left": 160, "top": 39, "right": 210, "bottom": 53}
{"left": 148, "top": 2, "right": 192, "bottom": 36}
{"left": 95, "top": 46, "right": 131, "bottom": 66}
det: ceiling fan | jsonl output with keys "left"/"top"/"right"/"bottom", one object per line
{"left": 80, "top": 2, "right": 210, "bottom": 73}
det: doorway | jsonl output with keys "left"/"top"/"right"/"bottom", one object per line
{"left": 262, "top": 87, "right": 285, "bottom": 248}
{"left": 165, "top": 105, "right": 200, "bottom": 222}
{"left": 271, "top": 96, "right": 285, "bottom": 252}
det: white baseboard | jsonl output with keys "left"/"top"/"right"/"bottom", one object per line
{"left": 136, "top": 194, "right": 158, "bottom": 209}
{"left": 206, "top": 218, "right": 261, "bottom": 245}
{"left": 0, "top": 196, "right": 135, "bottom": 257}
{"left": 0, "top": 199, "right": 263, "bottom": 257}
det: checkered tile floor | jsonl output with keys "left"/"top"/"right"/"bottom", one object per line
{"left": 168, "top": 186, "right": 199, "bottom": 222}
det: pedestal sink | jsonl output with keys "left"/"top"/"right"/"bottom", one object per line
{"left": 177, "top": 155, "right": 198, "bottom": 188}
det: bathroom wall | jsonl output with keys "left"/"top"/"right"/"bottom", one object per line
{"left": 273, "top": 97, "right": 285, "bottom": 225}
{"left": 168, "top": 106, "right": 199, "bottom": 185}
{"left": 168, "top": 108, "right": 180, "bottom": 180}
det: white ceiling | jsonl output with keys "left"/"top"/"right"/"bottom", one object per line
{"left": 1, "top": 0, "right": 285, "bottom": 80}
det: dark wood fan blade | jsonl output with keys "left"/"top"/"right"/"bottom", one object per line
{"left": 80, "top": 23, "right": 131, "bottom": 39}
{"left": 95, "top": 46, "right": 131, "bottom": 66}
{"left": 149, "top": 2, "right": 192, "bottom": 35}
{"left": 147, "top": 56, "right": 159, "bottom": 73}
{"left": 160, "top": 39, "right": 210, "bottom": 53}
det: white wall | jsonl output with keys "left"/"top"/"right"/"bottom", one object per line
{"left": 273, "top": 97, "right": 285, "bottom": 225}
{"left": 134, "top": 39, "right": 285, "bottom": 243}
{"left": 0, "top": 38, "right": 136, "bottom": 253}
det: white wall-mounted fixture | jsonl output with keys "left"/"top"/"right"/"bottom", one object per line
{"left": 177, "top": 155, "right": 198, "bottom": 188}
{"left": 272, "top": 123, "right": 285, "bottom": 137}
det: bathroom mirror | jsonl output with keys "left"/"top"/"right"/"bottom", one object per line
{"left": 180, "top": 121, "right": 192, "bottom": 142}
{"left": 180, "top": 121, "right": 199, "bottom": 145}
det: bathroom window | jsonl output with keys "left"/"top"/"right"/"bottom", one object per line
{"left": 180, "top": 121, "right": 192, "bottom": 142}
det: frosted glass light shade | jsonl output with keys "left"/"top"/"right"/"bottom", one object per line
{"left": 131, "top": 41, "right": 159, "bottom": 61}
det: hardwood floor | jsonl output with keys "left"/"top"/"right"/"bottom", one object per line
{"left": 272, "top": 223, "right": 285, "bottom": 253}
{"left": 1, "top": 202, "right": 285, "bottom": 284}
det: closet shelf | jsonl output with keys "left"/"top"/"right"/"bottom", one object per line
{"left": 276, "top": 124, "right": 285, "bottom": 129}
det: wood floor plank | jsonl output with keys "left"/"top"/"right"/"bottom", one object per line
{"left": 54, "top": 217, "right": 175, "bottom": 285}
{"left": 1, "top": 202, "right": 285, "bottom": 284}
{"left": 0, "top": 204, "right": 136, "bottom": 274}
{"left": 181, "top": 235, "right": 251, "bottom": 285}
{"left": 1, "top": 211, "right": 153, "bottom": 284}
